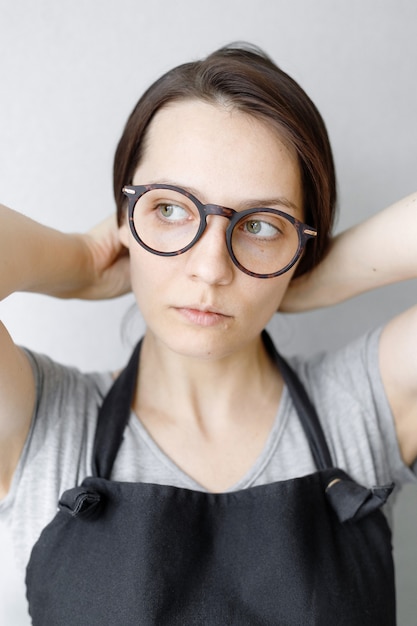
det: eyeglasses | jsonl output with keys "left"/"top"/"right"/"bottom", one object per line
{"left": 122, "top": 184, "right": 317, "bottom": 279}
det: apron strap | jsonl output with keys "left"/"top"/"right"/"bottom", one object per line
{"left": 92, "top": 339, "right": 142, "bottom": 479}
{"left": 261, "top": 330, "right": 333, "bottom": 470}
{"left": 92, "top": 332, "right": 333, "bottom": 478}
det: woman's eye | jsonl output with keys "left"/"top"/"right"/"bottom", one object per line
{"left": 243, "top": 219, "right": 279, "bottom": 238}
{"left": 157, "top": 203, "right": 188, "bottom": 220}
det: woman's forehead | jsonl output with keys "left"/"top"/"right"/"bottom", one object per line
{"left": 133, "top": 99, "right": 303, "bottom": 211}
{"left": 144, "top": 99, "right": 296, "bottom": 156}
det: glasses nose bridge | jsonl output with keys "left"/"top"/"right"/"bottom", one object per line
{"left": 202, "top": 203, "right": 236, "bottom": 223}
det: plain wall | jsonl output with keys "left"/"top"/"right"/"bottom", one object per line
{"left": 0, "top": 1, "right": 416, "bottom": 623}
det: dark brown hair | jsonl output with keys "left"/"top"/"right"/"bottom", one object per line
{"left": 113, "top": 43, "right": 337, "bottom": 276}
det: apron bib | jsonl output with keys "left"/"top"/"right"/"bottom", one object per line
{"left": 26, "top": 332, "right": 396, "bottom": 625}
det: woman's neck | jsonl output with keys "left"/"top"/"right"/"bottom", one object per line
{"left": 131, "top": 330, "right": 284, "bottom": 491}
{"left": 135, "top": 330, "right": 281, "bottom": 431}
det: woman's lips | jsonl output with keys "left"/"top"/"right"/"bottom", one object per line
{"left": 175, "top": 307, "right": 231, "bottom": 327}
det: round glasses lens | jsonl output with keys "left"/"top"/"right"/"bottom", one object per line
{"left": 133, "top": 189, "right": 201, "bottom": 253}
{"left": 231, "top": 210, "right": 300, "bottom": 275}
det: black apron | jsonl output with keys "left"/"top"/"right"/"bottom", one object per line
{"left": 26, "top": 332, "right": 396, "bottom": 625}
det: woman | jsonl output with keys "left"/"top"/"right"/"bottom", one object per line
{"left": 0, "top": 44, "right": 416, "bottom": 624}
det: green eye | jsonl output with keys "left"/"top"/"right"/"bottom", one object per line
{"left": 159, "top": 204, "right": 173, "bottom": 217}
{"left": 157, "top": 204, "right": 188, "bottom": 220}
{"left": 246, "top": 220, "right": 261, "bottom": 234}
{"left": 243, "top": 219, "right": 279, "bottom": 238}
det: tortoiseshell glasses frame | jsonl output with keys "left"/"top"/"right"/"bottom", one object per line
{"left": 122, "top": 183, "right": 317, "bottom": 279}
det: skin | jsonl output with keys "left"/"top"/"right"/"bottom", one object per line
{"left": 118, "top": 100, "right": 305, "bottom": 489}
{"left": 120, "top": 100, "right": 303, "bottom": 360}
{"left": 283, "top": 192, "right": 417, "bottom": 466}
{"left": 0, "top": 98, "right": 416, "bottom": 496}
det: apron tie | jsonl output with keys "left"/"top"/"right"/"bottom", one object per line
{"left": 325, "top": 470, "right": 394, "bottom": 523}
{"left": 58, "top": 475, "right": 394, "bottom": 525}
{"left": 58, "top": 485, "right": 103, "bottom": 519}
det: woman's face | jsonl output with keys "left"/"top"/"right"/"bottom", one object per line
{"left": 119, "top": 99, "right": 303, "bottom": 361}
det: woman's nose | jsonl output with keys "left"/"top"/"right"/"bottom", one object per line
{"left": 184, "top": 216, "right": 234, "bottom": 285}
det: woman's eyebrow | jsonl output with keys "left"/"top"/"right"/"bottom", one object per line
{"left": 148, "top": 179, "right": 300, "bottom": 213}
{"left": 238, "top": 196, "right": 299, "bottom": 212}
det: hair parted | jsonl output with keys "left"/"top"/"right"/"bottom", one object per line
{"left": 113, "top": 42, "right": 337, "bottom": 276}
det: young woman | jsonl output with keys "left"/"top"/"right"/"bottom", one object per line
{"left": 1, "top": 44, "right": 416, "bottom": 625}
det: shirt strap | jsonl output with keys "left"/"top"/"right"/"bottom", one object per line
{"left": 262, "top": 330, "right": 333, "bottom": 470}
{"left": 92, "top": 331, "right": 333, "bottom": 479}
{"left": 92, "top": 339, "right": 142, "bottom": 479}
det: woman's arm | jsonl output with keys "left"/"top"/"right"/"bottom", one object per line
{"left": 282, "top": 191, "right": 417, "bottom": 467}
{"left": 281, "top": 192, "right": 417, "bottom": 312}
{"left": 0, "top": 204, "right": 130, "bottom": 497}
{"left": 0, "top": 205, "right": 130, "bottom": 301}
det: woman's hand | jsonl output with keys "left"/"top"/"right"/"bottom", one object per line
{"left": 280, "top": 191, "right": 417, "bottom": 467}
{"left": 0, "top": 204, "right": 131, "bottom": 302}
{"left": 280, "top": 192, "right": 417, "bottom": 313}
{"left": 279, "top": 266, "right": 329, "bottom": 313}
{"left": 77, "top": 215, "right": 131, "bottom": 300}
{"left": 0, "top": 208, "right": 131, "bottom": 496}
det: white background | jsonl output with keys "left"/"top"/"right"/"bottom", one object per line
{"left": 0, "top": 0, "right": 416, "bottom": 623}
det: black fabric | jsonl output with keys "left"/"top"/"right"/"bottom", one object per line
{"left": 262, "top": 331, "right": 333, "bottom": 471}
{"left": 26, "top": 332, "right": 396, "bottom": 625}
{"left": 91, "top": 339, "right": 142, "bottom": 480}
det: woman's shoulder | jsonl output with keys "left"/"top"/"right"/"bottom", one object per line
{"left": 286, "top": 326, "right": 387, "bottom": 447}
{"left": 285, "top": 327, "right": 394, "bottom": 431}
{"left": 0, "top": 350, "right": 114, "bottom": 570}
{"left": 286, "top": 327, "right": 416, "bottom": 489}
{"left": 18, "top": 348, "right": 114, "bottom": 482}
{"left": 23, "top": 347, "right": 114, "bottom": 406}
{"left": 288, "top": 326, "right": 382, "bottom": 392}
